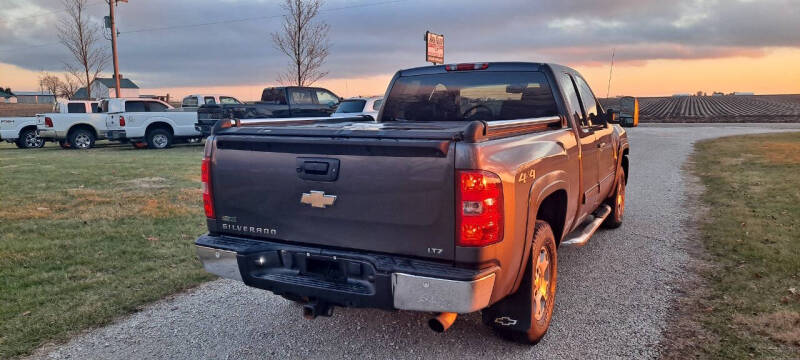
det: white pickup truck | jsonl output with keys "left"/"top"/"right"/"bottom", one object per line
{"left": 104, "top": 98, "right": 200, "bottom": 149}
{"left": 1, "top": 100, "right": 97, "bottom": 149}
{"left": 35, "top": 100, "right": 103, "bottom": 149}
{"left": 181, "top": 94, "right": 242, "bottom": 111}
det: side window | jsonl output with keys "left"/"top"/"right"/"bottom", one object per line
{"left": 261, "top": 88, "right": 287, "bottom": 105}
{"left": 560, "top": 74, "right": 589, "bottom": 128}
{"left": 289, "top": 89, "right": 314, "bottom": 105}
{"left": 574, "top": 76, "right": 599, "bottom": 123}
{"left": 125, "top": 101, "right": 146, "bottom": 112}
{"left": 146, "top": 102, "right": 168, "bottom": 112}
{"left": 220, "top": 96, "right": 240, "bottom": 104}
{"left": 182, "top": 97, "right": 198, "bottom": 107}
{"left": 372, "top": 99, "right": 383, "bottom": 111}
{"left": 90, "top": 103, "right": 99, "bottom": 113}
{"left": 204, "top": 97, "right": 216, "bottom": 105}
{"left": 67, "top": 103, "right": 86, "bottom": 113}
{"left": 315, "top": 89, "right": 339, "bottom": 106}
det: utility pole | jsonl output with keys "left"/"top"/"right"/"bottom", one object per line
{"left": 109, "top": 0, "right": 122, "bottom": 98}
{"left": 606, "top": 48, "right": 615, "bottom": 99}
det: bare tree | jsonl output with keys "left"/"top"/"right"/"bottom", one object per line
{"left": 39, "top": 72, "right": 64, "bottom": 102}
{"left": 271, "top": 0, "right": 330, "bottom": 86}
{"left": 59, "top": 72, "right": 81, "bottom": 99}
{"left": 58, "top": 0, "right": 109, "bottom": 99}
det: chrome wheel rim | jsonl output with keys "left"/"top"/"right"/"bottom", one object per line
{"left": 74, "top": 133, "right": 91, "bottom": 149}
{"left": 152, "top": 134, "right": 168, "bottom": 148}
{"left": 533, "top": 247, "right": 551, "bottom": 321}
{"left": 25, "top": 132, "right": 43, "bottom": 148}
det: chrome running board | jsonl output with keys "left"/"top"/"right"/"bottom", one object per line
{"left": 561, "top": 205, "right": 612, "bottom": 247}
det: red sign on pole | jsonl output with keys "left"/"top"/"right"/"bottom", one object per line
{"left": 425, "top": 31, "right": 444, "bottom": 65}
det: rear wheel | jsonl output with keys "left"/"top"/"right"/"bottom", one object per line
{"left": 483, "top": 220, "right": 558, "bottom": 344}
{"left": 16, "top": 128, "right": 44, "bottom": 149}
{"left": 68, "top": 128, "right": 95, "bottom": 150}
{"left": 146, "top": 128, "right": 172, "bottom": 149}
{"left": 603, "top": 167, "right": 626, "bottom": 228}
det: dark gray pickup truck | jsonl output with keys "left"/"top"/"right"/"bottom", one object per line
{"left": 195, "top": 62, "right": 636, "bottom": 344}
{"left": 195, "top": 86, "right": 341, "bottom": 136}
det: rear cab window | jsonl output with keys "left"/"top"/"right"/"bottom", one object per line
{"left": 380, "top": 71, "right": 558, "bottom": 122}
{"left": 335, "top": 100, "right": 367, "bottom": 113}
{"left": 67, "top": 103, "right": 86, "bottom": 113}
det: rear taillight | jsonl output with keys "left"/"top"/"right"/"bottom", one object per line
{"left": 456, "top": 170, "right": 504, "bottom": 247}
{"left": 201, "top": 157, "right": 214, "bottom": 218}
{"left": 119, "top": 116, "right": 126, "bottom": 127}
{"left": 44, "top": 117, "right": 53, "bottom": 127}
{"left": 445, "top": 63, "right": 489, "bottom": 71}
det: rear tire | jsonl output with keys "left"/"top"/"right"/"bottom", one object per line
{"left": 68, "top": 128, "right": 95, "bottom": 150}
{"left": 16, "top": 128, "right": 44, "bottom": 149}
{"left": 603, "top": 167, "right": 626, "bottom": 228}
{"left": 484, "top": 220, "right": 558, "bottom": 344}
{"left": 146, "top": 128, "right": 172, "bottom": 149}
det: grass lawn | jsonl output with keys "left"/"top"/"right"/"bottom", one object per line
{"left": 0, "top": 141, "right": 214, "bottom": 358}
{"left": 692, "top": 132, "right": 800, "bottom": 358}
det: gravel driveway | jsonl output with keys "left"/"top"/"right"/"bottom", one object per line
{"left": 30, "top": 124, "right": 800, "bottom": 360}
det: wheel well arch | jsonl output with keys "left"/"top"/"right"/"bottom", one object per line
{"left": 67, "top": 123, "right": 98, "bottom": 138}
{"left": 535, "top": 189, "right": 568, "bottom": 245}
{"left": 621, "top": 147, "right": 629, "bottom": 184}
{"left": 145, "top": 122, "right": 174, "bottom": 136}
{"left": 19, "top": 124, "right": 38, "bottom": 135}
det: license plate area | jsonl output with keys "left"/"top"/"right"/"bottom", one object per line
{"left": 302, "top": 256, "right": 347, "bottom": 283}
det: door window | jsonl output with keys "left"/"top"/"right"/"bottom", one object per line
{"left": 315, "top": 89, "right": 339, "bottom": 106}
{"left": 289, "top": 89, "right": 315, "bottom": 105}
{"left": 125, "top": 101, "right": 147, "bottom": 112}
{"left": 182, "top": 97, "right": 198, "bottom": 107}
{"left": 90, "top": 103, "right": 99, "bottom": 113}
{"left": 574, "top": 76, "right": 599, "bottom": 125}
{"left": 561, "top": 74, "right": 591, "bottom": 130}
{"left": 146, "top": 102, "right": 168, "bottom": 112}
{"left": 67, "top": 103, "right": 86, "bottom": 113}
{"left": 204, "top": 97, "right": 216, "bottom": 105}
{"left": 261, "top": 88, "right": 287, "bottom": 104}
{"left": 372, "top": 99, "right": 383, "bottom": 111}
{"left": 220, "top": 96, "right": 241, "bottom": 104}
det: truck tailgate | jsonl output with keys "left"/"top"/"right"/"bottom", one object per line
{"left": 211, "top": 135, "right": 456, "bottom": 261}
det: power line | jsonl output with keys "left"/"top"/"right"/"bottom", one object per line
{"left": 5, "top": 1, "right": 106, "bottom": 22}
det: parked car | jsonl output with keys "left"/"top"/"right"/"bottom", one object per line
{"left": 1, "top": 116, "right": 42, "bottom": 148}
{"left": 195, "top": 62, "right": 636, "bottom": 344}
{"left": 195, "top": 86, "right": 341, "bottom": 136}
{"left": 104, "top": 98, "right": 201, "bottom": 149}
{"left": 331, "top": 96, "right": 383, "bottom": 120}
{"left": 24, "top": 100, "right": 101, "bottom": 149}
{"left": 181, "top": 94, "right": 242, "bottom": 111}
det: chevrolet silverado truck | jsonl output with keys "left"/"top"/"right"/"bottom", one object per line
{"left": 195, "top": 62, "right": 636, "bottom": 344}
{"left": 194, "top": 86, "right": 341, "bottom": 136}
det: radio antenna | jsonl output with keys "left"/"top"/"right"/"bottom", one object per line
{"left": 606, "top": 48, "right": 615, "bottom": 98}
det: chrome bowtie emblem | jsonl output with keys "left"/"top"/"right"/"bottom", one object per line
{"left": 300, "top": 190, "right": 337, "bottom": 208}
{"left": 494, "top": 316, "right": 518, "bottom": 326}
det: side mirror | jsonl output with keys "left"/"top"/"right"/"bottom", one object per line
{"left": 605, "top": 109, "right": 620, "bottom": 125}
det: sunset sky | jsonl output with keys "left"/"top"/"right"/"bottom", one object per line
{"left": 1, "top": 0, "right": 798, "bottom": 100}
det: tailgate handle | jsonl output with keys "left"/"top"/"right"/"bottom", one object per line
{"left": 296, "top": 157, "right": 340, "bottom": 181}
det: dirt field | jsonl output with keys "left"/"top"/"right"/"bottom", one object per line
{"left": 601, "top": 94, "right": 800, "bottom": 123}
{"left": 0, "top": 103, "right": 53, "bottom": 117}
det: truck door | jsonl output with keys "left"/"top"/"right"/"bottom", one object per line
{"left": 287, "top": 88, "right": 320, "bottom": 118}
{"left": 560, "top": 73, "right": 600, "bottom": 215}
{"left": 313, "top": 88, "right": 339, "bottom": 116}
{"left": 574, "top": 76, "right": 615, "bottom": 201}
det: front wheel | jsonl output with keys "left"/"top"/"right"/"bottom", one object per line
{"left": 483, "top": 220, "right": 558, "bottom": 344}
{"left": 16, "top": 128, "right": 44, "bottom": 149}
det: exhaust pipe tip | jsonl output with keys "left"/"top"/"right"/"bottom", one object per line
{"left": 428, "top": 312, "right": 458, "bottom": 333}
